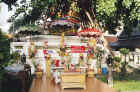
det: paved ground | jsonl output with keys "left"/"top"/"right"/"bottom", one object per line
{"left": 29, "top": 75, "right": 118, "bottom": 92}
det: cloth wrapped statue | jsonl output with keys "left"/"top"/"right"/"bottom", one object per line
{"left": 46, "top": 54, "right": 52, "bottom": 78}
{"left": 78, "top": 53, "right": 85, "bottom": 67}
{"left": 28, "top": 41, "right": 37, "bottom": 58}
{"left": 43, "top": 41, "right": 49, "bottom": 59}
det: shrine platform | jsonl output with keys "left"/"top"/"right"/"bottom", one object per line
{"left": 29, "top": 75, "right": 118, "bottom": 92}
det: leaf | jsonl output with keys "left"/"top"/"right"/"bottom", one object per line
{"left": 0, "top": 53, "right": 4, "bottom": 59}
{"left": 120, "top": 48, "right": 130, "bottom": 55}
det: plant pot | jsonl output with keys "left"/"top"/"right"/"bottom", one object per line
{"left": 35, "top": 71, "right": 43, "bottom": 78}
{"left": 88, "top": 70, "right": 94, "bottom": 77}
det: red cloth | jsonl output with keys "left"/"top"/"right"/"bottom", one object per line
{"left": 43, "top": 49, "right": 48, "bottom": 58}
{"left": 43, "top": 49, "right": 47, "bottom": 54}
{"left": 71, "top": 46, "right": 85, "bottom": 53}
{"left": 56, "top": 60, "right": 59, "bottom": 67}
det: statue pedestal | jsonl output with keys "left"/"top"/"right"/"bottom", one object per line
{"left": 35, "top": 70, "right": 43, "bottom": 78}
{"left": 87, "top": 69, "right": 94, "bottom": 77}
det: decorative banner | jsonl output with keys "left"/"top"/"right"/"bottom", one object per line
{"left": 71, "top": 46, "right": 85, "bottom": 53}
{"left": 48, "top": 50, "right": 53, "bottom": 54}
{"left": 43, "top": 50, "right": 53, "bottom": 54}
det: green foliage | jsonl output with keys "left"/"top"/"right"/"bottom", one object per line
{"left": 6, "top": 0, "right": 140, "bottom": 35}
{"left": 97, "top": 75, "right": 108, "bottom": 83}
{"left": 120, "top": 48, "right": 130, "bottom": 55}
{"left": 114, "top": 80, "right": 140, "bottom": 91}
{"left": 114, "top": 56, "right": 121, "bottom": 63}
{"left": 98, "top": 72, "right": 140, "bottom": 91}
{"left": 18, "top": 24, "right": 40, "bottom": 31}
{"left": 113, "top": 72, "right": 140, "bottom": 91}
{"left": 119, "top": 48, "right": 130, "bottom": 78}
{"left": 8, "top": 0, "right": 72, "bottom": 33}
{"left": 0, "top": 29, "right": 10, "bottom": 66}
{"left": 10, "top": 0, "right": 71, "bottom": 22}
{"left": 8, "top": 18, "right": 40, "bottom": 33}
{"left": 0, "top": 29, "right": 11, "bottom": 79}
{"left": 11, "top": 51, "right": 20, "bottom": 63}
{"left": 96, "top": 0, "right": 140, "bottom": 34}
{"left": 96, "top": 0, "right": 116, "bottom": 16}
{"left": 9, "top": 17, "right": 25, "bottom": 33}
{"left": 96, "top": 0, "right": 118, "bottom": 33}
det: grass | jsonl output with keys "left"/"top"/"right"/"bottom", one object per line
{"left": 114, "top": 80, "right": 140, "bottom": 91}
{"left": 96, "top": 72, "right": 140, "bottom": 92}
{"left": 96, "top": 74, "right": 108, "bottom": 83}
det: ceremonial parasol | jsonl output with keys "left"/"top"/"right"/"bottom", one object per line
{"left": 64, "top": 16, "right": 80, "bottom": 23}
{"left": 78, "top": 28, "right": 101, "bottom": 37}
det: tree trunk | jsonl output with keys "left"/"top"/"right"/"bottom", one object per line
{"left": 84, "top": 10, "right": 114, "bottom": 87}
{"left": 84, "top": 10, "right": 94, "bottom": 27}
{"left": 84, "top": 9, "right": 114, "bottom": 55}
{"left": 121, "top": 64, "right": 126, "bottom": 79}
{"left": 93, "top": 0, "right": 97, "bottom": 16}
{"left": 133, "top": 54, "right": 135, "bottom": 62}
{"left": 108, "top": 66, "right": 113, "bottom": 87}
{"left": 124, "top": 55, "right": 127, "bottom": 74}
{"left": 125, "top": 54, "right": 126, "bottom": 64}
{"left": 120, "top": 55, "right": 127, "bottom": 79}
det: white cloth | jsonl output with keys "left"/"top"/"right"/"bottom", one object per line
{"left": 26, "top": 58, "right": 35, "bottom": 74}
{"left": 101, "top": 63, "right": 107, "bottom": 68}
{"left": 89, "top": 59, "right": 96, "bottom": 69}
{"left": 53, "top": 71, "right": 61, "bottom": 84}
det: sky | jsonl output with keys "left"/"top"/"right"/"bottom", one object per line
{"left": 0, "top": 3, "right": 15, "bottom": 33}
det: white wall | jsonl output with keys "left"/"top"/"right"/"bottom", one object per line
{"left": 10, "top": 36, "right": 88, "bottom": 74}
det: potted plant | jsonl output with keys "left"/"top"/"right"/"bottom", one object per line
{"left": 119, "top": 48, "right": 130, "bottom": 77}
{"left": 11, "top": 51, "right": 20, "bottom": 63}
{"left": 114, "top": 56, "right": 121, "bottom": 72}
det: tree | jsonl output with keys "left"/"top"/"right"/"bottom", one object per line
{"left": 119, "top": 48, "right": 130, "bottom": 78}
{"left": 3, "top": 0, "right": 140, "bottom": 33}
{"left": 96, "top": 0, "right": 140, "bottom": 34}
{"left": 0, "top": 29, "right": 11, "bottom": 79}
{"left": 7, "top": 0, "right": 72, "bottom": 33}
